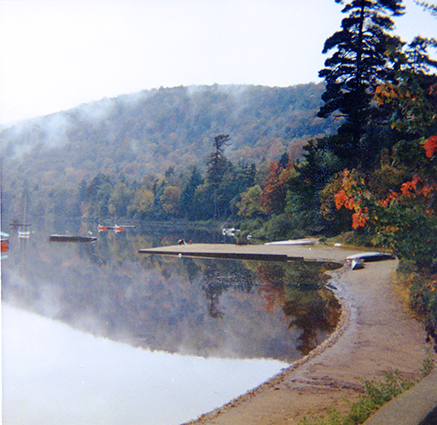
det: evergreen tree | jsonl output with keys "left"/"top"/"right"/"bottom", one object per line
{"left": 318, "top": 0, "right": 404, "bottom": 169}
{"left": 180, "top": 167, "right": 203, "bottom": 220}
{"left": 205, "top": 134, "right": 232, "bottom": 219}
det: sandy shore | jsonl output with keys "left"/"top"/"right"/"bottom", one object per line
{"left": 141, "top": 243, "right": 432, "bottom": 424}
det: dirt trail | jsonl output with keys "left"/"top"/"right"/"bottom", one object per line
{"left": 158, "top": 244, "right": 432, "bottom": 425}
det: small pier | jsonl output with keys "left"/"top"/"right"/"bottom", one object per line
{"left": 138, "top": 244, "right": 305, "bottom": 262}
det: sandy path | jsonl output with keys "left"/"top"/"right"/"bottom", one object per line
{"left": 142, "top": 243, "right": 431, "bottom": 425}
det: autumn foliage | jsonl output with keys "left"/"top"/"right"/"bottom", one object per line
{"left": 424, "top": 135, "right": 437, "bottom": 158}
{"left": 334, "top": 136, "right": 437, "bottom": 268}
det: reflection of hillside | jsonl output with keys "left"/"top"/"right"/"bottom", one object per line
{"left": 2, "top": 224, "right": 341, "bottom": 363}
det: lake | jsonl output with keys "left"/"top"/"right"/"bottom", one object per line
{"left": 1, "top": 220, "right": 341, "bottom": 425}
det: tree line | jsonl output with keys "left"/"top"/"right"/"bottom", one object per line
{"left": 2, "top": 0, "right": 437, "bottom": 347}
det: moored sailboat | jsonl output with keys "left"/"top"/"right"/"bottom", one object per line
{"left": 18, "top": 197, "right": 31, "bottom": 238}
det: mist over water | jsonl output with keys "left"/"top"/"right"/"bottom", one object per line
{"left": 2, "top": 220, "right": 341, "bottom": 424}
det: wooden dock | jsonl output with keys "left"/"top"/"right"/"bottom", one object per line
{"left": 139, "top": 244, "right": 305, "bottom": 262}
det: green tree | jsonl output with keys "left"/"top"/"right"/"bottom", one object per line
{"left": 318, "top": 0, "right": 404, "bottom": 169}
{"left": 128, "top": 185, "right": 154, "bottom": 219}
{"left": 180, "top": 167, "right": 203, "bottom": 220}
{"left": 160, "top": 186, "right": 181, "bottom": 216}
{"left": 205, "top": 134, "right": 233, "bottom": 219}
{"left": 237, "top": 185, "right": 264, "bottom": 217}
{"left": 108, "top": 182, "right": 131, "bottom": 219}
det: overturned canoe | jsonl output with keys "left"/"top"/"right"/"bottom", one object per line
{"left": 346, "top": 252, "right": 395, "bottom": 262}
{"left": 265, "top": 238, "right": 318, "bottom": 246}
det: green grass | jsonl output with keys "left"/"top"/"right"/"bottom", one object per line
{"left": 298, "top": 370, "right": 415, "bottom": 425}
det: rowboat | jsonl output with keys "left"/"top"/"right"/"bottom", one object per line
{"left": 1, "top": 232, "right": 9, "bottom": 253}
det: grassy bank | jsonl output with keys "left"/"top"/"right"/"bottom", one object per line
{"left": 395, "top": 260, "right": 437, "bottom": 355}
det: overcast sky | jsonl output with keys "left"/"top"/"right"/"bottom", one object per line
{"left": 0, "top": 0, "right": 435, "bottom": 125}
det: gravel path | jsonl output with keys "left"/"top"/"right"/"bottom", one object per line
{"left": 140, "top": 243, "right": 431, "bottom": 424}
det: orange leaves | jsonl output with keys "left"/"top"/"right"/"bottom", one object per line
{"left": 334, "top": 165, "right": 436, "bottom": 235}
{"left": 424, "top": 135, "right": 437, "bottom": 158}
{"left": 260, "top": 159, "right": 295, "bottom": 214}
{"left": 334, "top": 170, "right": 369, "bottom": 229}
{"left": 400, "top": 175, "right": 422, "bottom": 195}
{"left": 334, "top": 190, "right": 349, "bottom": 210}
{"left": 397, "top": 175, "right": 437, "bottom": 201}
{"left": 377, "top": 191, "right": 399, "bottom": 207}
{"left": 374, "top": 84, "right": 399, "bottom": 106}
{"left": 334, "top": 190, "right": 356, "bottom": 211}
{"left": 352, "top": 209, "right": 369, "bottom": 229}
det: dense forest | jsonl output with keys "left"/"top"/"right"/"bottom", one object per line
{"left": 0, "top": 82, "right": 337, "bottom": 223}
{"left": 1, "top": 1, "right": 437, "bottom": 349}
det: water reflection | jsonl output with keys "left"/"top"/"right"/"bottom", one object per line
{"left": 3, "top": 304, "right": 289, "bottom": 425}
{"left": 2, "top": 221, "right": 341, "bottom": 362}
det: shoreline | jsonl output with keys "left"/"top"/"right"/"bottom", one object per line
{"left": 141, "top": 243, "right": 431, "bottom": 425}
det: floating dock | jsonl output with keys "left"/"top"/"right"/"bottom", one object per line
{"left": 49, "top": 235, "right": 97, "bottom": 243}
{"left": 139, "top": 243, "right": 304, "bottom": 262}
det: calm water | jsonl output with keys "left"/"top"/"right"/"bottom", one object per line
{"left": 2, "top": 221, "right": 341, "bottom": 425}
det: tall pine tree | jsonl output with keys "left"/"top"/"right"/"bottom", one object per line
{"left": 318, "top": 0, "right": 404, "bottom": 169}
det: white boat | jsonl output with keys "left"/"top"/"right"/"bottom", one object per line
{"left": 265, "top": 238, "right": 318, "bottom": 246}
{"left": 18, "top": 196, "right": 31, "bottom": 238}
{"left": 18, "top": 228, "right": 31, "bottom": 238}
{"left": 222, "top": 227, "right": 237, "bottom": 236}
{"left": 350, "top": 258, "right": 365, "bottom": 270}
{"left": 346, "top": 252, "right": 395, "bottom": 263}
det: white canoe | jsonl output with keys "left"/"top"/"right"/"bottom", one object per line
{"left": 346, "top": 252, "right": 395, "bottom": 263}
{"left": 265, "top": 238, "right": 318, "bottom": 246}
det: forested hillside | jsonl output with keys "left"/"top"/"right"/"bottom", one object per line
{"left": 0, "top": 83, "right": 336, "bottom": 221}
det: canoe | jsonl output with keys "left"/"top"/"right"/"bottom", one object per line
{"left": 346, "top": 252, "right": 395, "bottom": 262}
{"left": 265, "top": 238, "right": 318, "bottom": 246}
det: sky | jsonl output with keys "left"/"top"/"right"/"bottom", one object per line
{"left": 0, "top": 0, "right": 435, "bottom": 126}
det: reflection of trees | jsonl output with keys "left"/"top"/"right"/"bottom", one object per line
{"left": 257, "top": 263, "right": 287, "bottom": 312}
{"left": 200, "top": 261, "right": 255, "bottom": 319}
{"left": 202, "top": 264, "right": 228, "bottom": 319}
{"left": 283, "top": 289, "right": 341, "bottom": 355}
{"left": 257, "top": 262, "right": 341, "bottom": 355}
{"left": 3, "top": 222, "right": 342, "bottom": 362}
